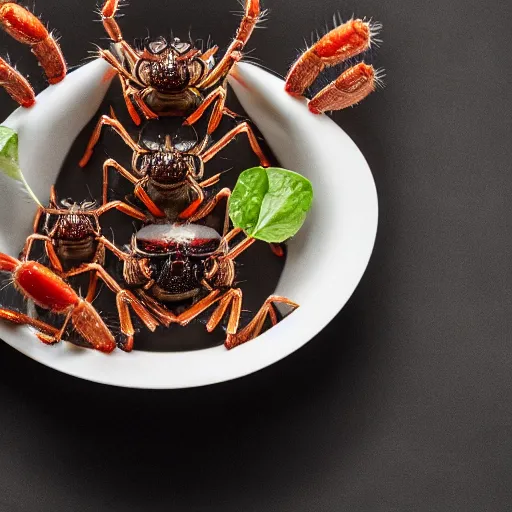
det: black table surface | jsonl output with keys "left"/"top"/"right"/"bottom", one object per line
{"left": 0, "top": 0, "right": 510, "bottom": 510}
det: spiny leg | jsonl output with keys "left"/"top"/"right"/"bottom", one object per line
{"left": 102, "top": 160, "right": 166, "bottom": 221}
{"left": 134, "top": 289, "right": 176, "bottom": 327}
{"left": 99, "top": 49, "right": 144, "bottom": 125}
{"left": 285, "top": 18, "right": 374, "bottom": 97}
{"left": 308, "top": 62, "right": 377, "bottom": 114}
{"left": 174, "top": 290, "right": 223, "bottom": 326}
{"left": 64, "top": 263, "right": 158, "bottom": 351}
{"left": 0, "top": 2, "right": 66, "bottom": 84}
{"left": 202, "top": 122, "right": 270, "bottom": 167}
{"left": 19, "top": 234, "right": 64, "bottom": 272}
{"left": 198, "top": 0, "right": 261, "bottom": 89}
{"left": 225, "top": 295, "right": 299, "bottom": 349}
{"left": 0, "top": 56, "right": 35, "bottom": 107}
{"left": 0, "top": 308, "right": 60, "bottom": 339}
{"left": 79, "top": 111, "right": 143, "bottom": 167}
{"left": 101, "top": 0, "right": 123, "bottom": 42}
{"left": 102, "top": 158, "right": 138, "bottom": 205}
{"left": 205, "top": 288, "right": 243, "bottom": 334}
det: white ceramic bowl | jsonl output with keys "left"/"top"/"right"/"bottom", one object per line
{"left": 0, "top": 60, "right": 378, "bottom": 389}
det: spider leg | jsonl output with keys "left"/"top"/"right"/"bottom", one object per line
{"left": 202, "top": 122, "right": 270, "bottom": 167}
{"left": 79, "top": 111, "right": 143, "bottom": 168}
{"left": 0, "top": 56, "right": 35, "bottom": 107}
{"left": 198, "top": 0, "right": 260, "bottom": 89}
{"left": 0, "top": 2, "right": 66, "bottom": 85}
{"left": 64, "top": 263, "right": 159, "bottom": 352}
{"left": 225, "top": 295, "right": 299, "bottom": 349}
{"left": 285, "top": 19, "right": 380, "bottom": 112}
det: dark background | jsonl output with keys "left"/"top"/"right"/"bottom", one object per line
{"left": 0, "top": 0, "right": 510, "bottom": 510}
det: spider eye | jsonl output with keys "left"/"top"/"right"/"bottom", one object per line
{"left": 172, "top": 38, "right": 192, "bottom": 54}
{"left": 146, "top": 38, "right": 169, "bottom": 54}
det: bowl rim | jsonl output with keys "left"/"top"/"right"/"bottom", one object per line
{"left": 0, "top": 62, "right": 378, "bottom": 389}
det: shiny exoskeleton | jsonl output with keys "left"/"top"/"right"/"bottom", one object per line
{"left": 41, "top": 199, "right": 103, "bottom": 271}
{"left": 98, "top": 0, "right": 262, "bottom": 133}
{"left": 123, "top": 224, "right": 234, "bottom": 302}
{"left": 20, "top": 187, "right": 159, "bottom": 351}
{"left": 0, "top": 2, "right": 66, "bottom": 107}
{"left": 106, "top": 222, "right": 298, "bottom": 350}
{"left": 80, "top": 114, "right": 269, "bottom": 221}
{"left": 23, "top": 189, "right": 147, "bottom": 273}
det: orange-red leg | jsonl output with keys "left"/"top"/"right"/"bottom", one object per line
{"left": 205, "top": 288, "right": 243, "bottom": 334}
{"left": 184, "top": 86, "right": 233, "bottom": 135}
{"left": 102, "top": 160, "right": 165, "bottom": 220}
{"left": 0, "top": 56, "right": 35, "bottom": 107}
{"left": 95, "top": 235, "right": 129, "bottom": 262}
{"left": 96, "top": 200, "right": 148, "bottom": 222}
{"left": 177, "top": 178, "right": 206, "bottom": 221}
{"left": 225, "top": 236, "right": 256, "bottom": 261}
{"left": 20, "top": 234, "right": 64, "bottom": 272}
{"left": 225, "top": 295, "right": 299, "bottom": 349}
{"left": 202, "top": 122, "right": 270, "bottom": 167}
{"left": 173, "top": 290, "right": 222, "bottom": 326}
{"left": 80, "top": 112, "right": 143, "bottom": 168}
{"left": 134, "top": 183, "right": 167, "bottom": 218}
{"left": 176, "top": 173, "right": 223, "bottom": 222}
{"left": 0, "top": 3, "right": 66, "bottom": 85}
{"left": 64, "top": 263, "right": 158, "bottom": 352}
{"left": 269, "top": 243, "right": 285, "bottom": 258}
{"left": 102, "top": 158, "right": 138, "bottom": 204}
{"left": 0, "top": 308, "right": 59, "bottom": 338}
{"left": 101, "top": 0, "right": 123, "bottom": 42}
{"left": 35, "top": 309, "right": 72, "bottom": 346}
{"left": 70, "top": 300, "right": 116, "bottom": 353}
{"left": 308, "top": 62, "right": 376, "bottom": 114}
{"left": 186, "top": 188, "right": 232, "bottom": 236}
{"left": 99, "top": 49, "right": 143, "bottom": 125}
{"left": 133, "top": 90, "right": 159, "bottom": 121}
{"left": 134, "top": 289, "right": 176, "bottom": 327}
{"left": 198, "top": 0, "right": 260, "bottom": 88}
{"left": 285, "top": 19, "right": 373, "bottom": 97}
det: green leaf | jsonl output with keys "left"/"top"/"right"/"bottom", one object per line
{"left": 228, "top": 166, "right": 269, "bottom": 233}
{"left": 229, "top": 167, "right": 313, "bottom": 243}
{"left": 0, "top": 126, "right": 41, "bottom": 206}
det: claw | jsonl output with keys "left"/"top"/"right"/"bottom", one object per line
{"left": 285, "top": 19, "right": 374, "bottom": 97}
{"left": 0, "top": 56, "right": 35, "bottom": 107}
{"left": 0, "top": 2, "right": 66, "bottom": 85}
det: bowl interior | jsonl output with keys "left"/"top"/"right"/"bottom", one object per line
{"left": 0, "top": 62, "right": 378, "bottom": 389}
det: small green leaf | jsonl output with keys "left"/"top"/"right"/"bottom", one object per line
{"left": 228, "top": 166, "right": 268, "bottom": 233}
{"left": 0, "top": 126, "right": 41, "bottom": 206}
{"left": 0, "top": 126, "right": 19, "bottom": 182}
{"left": 229, "top": 166, "right": 313, "bottom": 243}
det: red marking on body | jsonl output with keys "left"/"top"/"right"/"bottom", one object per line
{"left": 15, "top": 261, "right": 78, "bottom": 312}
